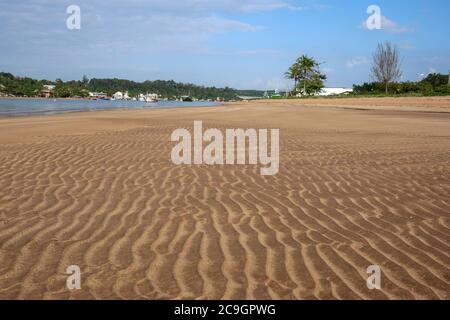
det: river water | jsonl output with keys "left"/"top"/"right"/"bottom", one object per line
{"left": 0, "top": 98, "right": 221, "bottom": 117}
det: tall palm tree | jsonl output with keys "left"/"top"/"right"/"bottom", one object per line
{"left": 286, "top": 55, "right": 326, "bottom": 96}
{"left": 284, "top": 63, "right": 301, "bottom": 91}
{"left": 297, "top": 55, "right": 318, "bottom": 95}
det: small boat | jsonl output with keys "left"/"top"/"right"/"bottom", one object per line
{"left": 181, "top": 95, "right": 193, "bottom": 102}
{"left": 145, "top": 93, "right": 159, "bottom": 103}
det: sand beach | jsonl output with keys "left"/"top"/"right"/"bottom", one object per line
{"left": 0, "top": 97, "right": 449, "bottom": 299}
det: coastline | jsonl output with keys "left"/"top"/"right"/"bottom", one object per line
{"left": 0, "top": 96, "right": 449, "bottom": 119}
{"left": 0, "top": 96, "right": 89, "bottom": 101}
{"left": 0, "top": 98, "right": 223, "bottom": 118}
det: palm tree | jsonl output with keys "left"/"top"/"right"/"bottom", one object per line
{"left": 286, "top": 55, "right": 326, "bottom": 96}
{"left": 297, "top": 55, "right": 316, "bottom": 95}
{"left": 284, "top": 63, "right": 300, "bottom": 92}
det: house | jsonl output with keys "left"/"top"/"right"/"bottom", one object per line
{"left": 41, "top": 85, "right": 55, "bottom": 98}
{"left": 89, "top": 92, "right": 108, "bottom": 99}
{"left": 113, "top": 91, "right": 123, "bottom": 100}
{"left": 41, "top": 89, "right": 52, "bottom": 98}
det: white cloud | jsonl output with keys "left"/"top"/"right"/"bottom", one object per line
{"left": 0, "top": 0, "right": 328, "bottom": 86}
{"left": 0, "top": 1, "right": 264, "bottom": 56}
{"left": 380, "top": 16, "right": 414, "bottom": 33}
{"left": 142, "top": 14, "right": 261, "bottom": 34}
{"left": 362, "top": 15, "right": 413, "bottom": 34}
{"left": 346, "top": 56, "right": 368, "bottom": 68}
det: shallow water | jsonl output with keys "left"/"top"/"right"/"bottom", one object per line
{"left": 0, "top": 98, "right": 220, "bottom": 117}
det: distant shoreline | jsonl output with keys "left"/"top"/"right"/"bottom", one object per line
{"left": 0, "top": 98, "right": 223, "bottom": 118}
{"left": 0, "top": 96, "right": 88, "bottom": 101}
{"left": 0, "top": 96, "right": 449, "bottom": 119}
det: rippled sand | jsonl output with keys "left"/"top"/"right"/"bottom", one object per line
{"left": 0, "top": 97, "right": 449, "bottom": 299}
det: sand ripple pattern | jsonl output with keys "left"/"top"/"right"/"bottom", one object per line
{"left": 0, "top": 107, "right": 449, "bottom": 300}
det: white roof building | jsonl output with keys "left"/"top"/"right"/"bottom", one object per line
{"left": 316, "top": 87, "right": 353, "bottom": 96}
{"left": 43, "top": 85, "right": 56, "bottom": 91}
{"left": 89, "top": 92, "right": 108, "bottom": 98}
{"left": 113, "top": 91, "right": 123, "bottom": 100}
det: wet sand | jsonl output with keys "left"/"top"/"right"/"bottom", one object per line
{"left": 0, "top": 97, "right": 449, "bottom": 299}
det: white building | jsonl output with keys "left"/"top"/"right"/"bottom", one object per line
{"left": 89, "top": 92, "right": 108, "bottom": 99}
{"left": 43, "top": 85, "right": 56, "bottom": 91}
{"left": 317, "top": 87, "right": 353, "bottom": 96}
{"left": 113, "top": 91, "right": 123, "bottom": 100}
{"left": 145, "top": 93, "right": 158, "bottom": 102}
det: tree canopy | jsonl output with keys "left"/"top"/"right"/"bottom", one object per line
{"left": 353, "top": 73, "right": 450, "bottom": 96}
{"left": 0, "top": 72, "right": 245, "bottom": 101}
{"left": 285, "top": 55, "right": 326, "bottom": 96}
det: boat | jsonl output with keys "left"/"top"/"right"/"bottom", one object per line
{"left": 181, "top": 95, "right": 193, "bottom": 102}
{"left": 140, "top": 93, "right": 158, "bottom": 103}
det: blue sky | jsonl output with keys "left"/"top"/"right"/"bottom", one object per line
{"left": 0, "top": 0, "right": 449, "bottom": 89}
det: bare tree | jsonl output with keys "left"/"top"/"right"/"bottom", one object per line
{"left": 371, "top": 42, "right": 402, "bottom": 95}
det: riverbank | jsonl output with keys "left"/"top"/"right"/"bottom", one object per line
{"left": 0, "top": 98, "right": 221, "bottom": 117}
{"left": 234, "top": 96, "right": 450, "bottom": 113}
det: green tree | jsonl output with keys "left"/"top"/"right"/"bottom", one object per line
{"left": 82, "top": 75, "right": 89, "bottom": 87}
{"left": 0, "top": 72, "right": 243, "bottom": 100}
{"left": 284, "top": 63, "right": 300, "bottom": 92}
{"left": 421, "top": 73, "right": 448, "bottom": 87}
{"left": 286, "top": 55, "right": 326, "bottom": 96}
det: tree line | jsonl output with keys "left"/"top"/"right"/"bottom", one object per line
{"left": 354, "top": 73, "right": 450, "bottom": 96}
{"left": 285, "top": 42, "right": 450, "bottom": 97}
{"left": 0, "top": 73, "right": 244, "bottom": 101}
